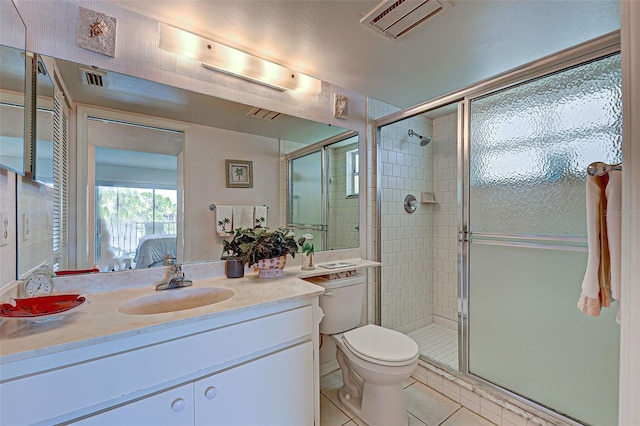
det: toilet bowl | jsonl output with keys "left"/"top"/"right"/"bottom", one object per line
{"left": 332, "top": 324, "right": 419, "bottom": 426}
{"left": 306, "top": 274, "right": 419, "bottom": 426}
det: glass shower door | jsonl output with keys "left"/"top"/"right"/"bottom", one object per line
{"left": 288, "top": 150, "right": 325, "bottom": 249}
{"left": 465, "top": 53, "right": 622, "bottom": 425}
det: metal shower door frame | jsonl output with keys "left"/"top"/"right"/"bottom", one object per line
{"left": 287, "top": 149, "right": 327, "bottom": 251}
{"left": 373, "top": 30, "right": 621, "bottom": 426}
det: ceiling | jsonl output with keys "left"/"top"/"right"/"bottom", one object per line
{"left": 107, "top": 0, "right": 620, "bottom": 109}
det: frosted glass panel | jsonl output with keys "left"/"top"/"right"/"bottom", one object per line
{"left": 290, "top": 151, "right": 322, "bottom": 225}
{"left": 469, "top": 244, "right": 619, "bottom": 425}
{"left": 469, "top": 53, "right": 622, "bottom": 236}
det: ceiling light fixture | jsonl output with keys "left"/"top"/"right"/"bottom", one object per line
{"left": 159, "top": 23, "right": 321, "bottom": 94}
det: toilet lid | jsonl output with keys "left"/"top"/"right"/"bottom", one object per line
{"left": 343, "top": 324, "right": 419, "bottom": 364}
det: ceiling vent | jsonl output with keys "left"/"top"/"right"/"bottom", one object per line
{"left": 247, "top": 107, "right": 282, "bottom": 121}
{"left": 361, "top": 0, "right": 453, "bottom": 39}
{"left": 79, "top": 68, "right": 107, "bottom": 88}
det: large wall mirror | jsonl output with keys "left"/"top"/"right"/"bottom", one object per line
{"left": 0, "top": 0, "right": 26, "bottom": 285}
{"left": 10, "top": 54, "right": 360, "bottom": 275}
{"left": 0, "top": 0, "right": 26, "bottom": 176}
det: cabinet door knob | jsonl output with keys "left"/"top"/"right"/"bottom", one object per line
{"left": 204, "top": 386, "right": 218, "bottom": 400}
{"left": 171, "top": 398, "right": 186, "bottom": 413}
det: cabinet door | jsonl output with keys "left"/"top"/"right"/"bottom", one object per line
{"left": 195, "top": 341, "right": 314, "bottom": 426}
{"left": 73, "top": 383, "right": 194, "bottom": 426}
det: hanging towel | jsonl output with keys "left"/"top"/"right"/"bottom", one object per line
{"left": 216, "top": 206, "right": 233, "bottom": 237}
{"left": 605, "top": 172, "right": 622, "bottom": 323}
{"left": 233, "top": 206, "right": 254, "bottom": 230}
{"left": 254, "top": 205, "right": 268, "bottom": 228}
{"left": 577, "top": 172, "right": 622, "bottom": 318}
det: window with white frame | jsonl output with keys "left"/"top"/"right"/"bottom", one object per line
{"left": 346, "top": 148, "right": 359, "bottom": 197}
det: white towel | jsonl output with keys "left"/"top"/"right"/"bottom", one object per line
{"left": 254, "top": 205, "right": 268, "bottom": 228}
{"left": 578, "top": 175, "right": 605, "bottom": 314}
{"left": 216, "top": 206, "right": 233, "bottom": 237}
{"left": 605, "top": 172, "right": 622, "bottom": 323}
{"left": 233, "top": 206, "right": 254, "bottom": 230}
{"left": 577, "top": 172, "right": 622, "bottom": 320}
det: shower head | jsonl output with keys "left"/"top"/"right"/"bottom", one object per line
{"left": 408, "top": 129, "right": 432, "bottom": 146}
{"left": 419, "top": 136, "right": 432, "bottom": 146}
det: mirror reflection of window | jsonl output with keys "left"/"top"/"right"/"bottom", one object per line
{"left": 346, "top": 148, "right": 359, "bottom": 197}
{"left": 92, "top": 122, "right": 180, "bottom": 271}
{"left": 51, "top": 87, "right": 69, "bottom": 267}
{"left": 95, "top": 184, "right": 177, "bottom": 270}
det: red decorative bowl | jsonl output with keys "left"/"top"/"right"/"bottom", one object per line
{"left": 0, "top": 294, "right": 87, "bottom": 323}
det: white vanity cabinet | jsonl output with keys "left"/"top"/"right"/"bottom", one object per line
{"left": 75, "top": 342, "right": 313, "bottom": 426}
{"left": 193, "top": 341, "right": 313, "bottom": 425}
{"left": 73, "top": 383, "right": 195, "bottom": 425}
{"left": 0, "top": 298, "right": 320, "bottom": 426}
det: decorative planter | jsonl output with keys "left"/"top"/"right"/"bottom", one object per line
{"left": 254, "top": 255, "right": 287, "bottom": 278}
{"left": 225, "top": 258, "right": 245, "bottom": 278}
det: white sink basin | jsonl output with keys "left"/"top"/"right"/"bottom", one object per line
{"left": 119, "top": 287, "right": 235, "bottom": 315}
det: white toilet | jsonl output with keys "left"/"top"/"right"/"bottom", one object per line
{"left": 309, "top": 274, "right": 419, "bottom": 426}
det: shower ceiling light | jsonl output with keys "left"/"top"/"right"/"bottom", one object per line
{"left": 159, "top": 23, "right": 321, "bottom": 94}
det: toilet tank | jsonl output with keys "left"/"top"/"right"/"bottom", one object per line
{"left": 306, "top": 274, "right": 365, "bottom": 334}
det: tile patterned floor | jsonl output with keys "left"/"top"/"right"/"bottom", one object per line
{"left": 320, "top": 369, "right": 496, "bottom": 426}
{"left": 407, "top": 323, "right": 458, "bottom": 370}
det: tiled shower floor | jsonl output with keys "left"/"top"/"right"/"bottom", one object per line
{"left": 407, "top": 323, "right": 458, "bottom": 370}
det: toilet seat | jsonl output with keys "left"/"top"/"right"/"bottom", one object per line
{"left": 343, "top": 324, "right": 419, "bottom": 367}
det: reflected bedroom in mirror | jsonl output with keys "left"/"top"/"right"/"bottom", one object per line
{"left": 1, "top": 49, "right": 361, "bottom": 281}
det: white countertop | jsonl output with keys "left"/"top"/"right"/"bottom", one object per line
{"left": 0, "top": 258, "right": 379, "bottom": 363}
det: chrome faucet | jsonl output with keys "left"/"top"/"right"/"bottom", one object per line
{"left": 156, "top": 264, "right": 193, "bottom": 291}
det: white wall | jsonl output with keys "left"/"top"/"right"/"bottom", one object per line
{"left": 0, "top": 169, "right": 17, "bottom": 285}
{"left": 619, "top": 2, "right": 640, "bottom": 423}
{"left": 15, "top": 174, "right": 54, "bottom": 277}
{"left": 185, "top": 124, "right": 280, "bottom": 262}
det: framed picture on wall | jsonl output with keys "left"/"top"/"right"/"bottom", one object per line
{"left": 225, "top": 159, "right": 253, "bottom": 188}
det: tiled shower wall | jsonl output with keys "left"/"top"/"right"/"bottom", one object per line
{"left": 378, "top": 113, "right": 434, "bottom": 333}
{"left": 430, "top": 112, "right": 459, "bottom": 330}
{"left": 369, "top": 98, "right": 461, "bottom": 334}
{"left": 328, "top": 143, "right": 359, "bottom": 250}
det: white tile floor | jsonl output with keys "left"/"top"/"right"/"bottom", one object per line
{"left": 407, "top": 323, "right": 458, "bottom": 370}
{"left": 320, "top": 369, "right": 496, "bottom": 426}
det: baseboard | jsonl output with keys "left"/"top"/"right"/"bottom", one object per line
{"left": 320, "top": 359, "right": 339, "bottom": 377}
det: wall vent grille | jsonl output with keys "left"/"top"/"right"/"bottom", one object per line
{"left": 361, "top": 0, "right": 452, "bottom": 39}
{"left": 247, "top": 107, "right": 282, "bottom": 121}
{"left": 79, "top": 68, "right": 107, "bottom": 87}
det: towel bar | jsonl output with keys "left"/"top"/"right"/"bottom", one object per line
{"left": 209, "top": 204, "right": 269, "bottom": 211}
{"left": 587, "top": 161, "right": 622, "bottom": 176}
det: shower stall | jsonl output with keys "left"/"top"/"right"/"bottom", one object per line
{"left": 285, "top": 131, "right": 360, "bottom": 251}
{"left": 375, "top": 35, "right": 621, "bottom": 426}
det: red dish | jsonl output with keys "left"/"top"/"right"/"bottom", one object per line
{"left": 0, "top": 294, "right": 87, "bottom": 320}
{"left": 55, "top": 268, "right": 99, "bottom": 276}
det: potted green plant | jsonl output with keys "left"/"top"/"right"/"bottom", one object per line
{"left": 222, "top": 227, "right": 299, "bottom": 277}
